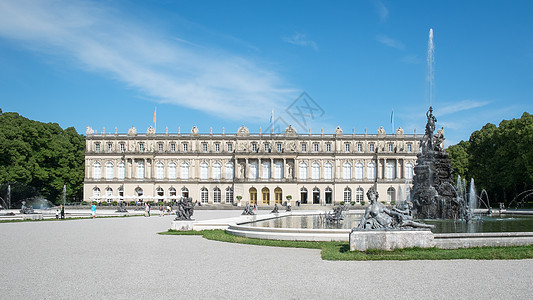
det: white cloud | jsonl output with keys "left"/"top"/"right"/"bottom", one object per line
{"left": 283, "top": 33, "right": 318, "bottom": 51}
{"left": 376, "top": 35, "right": 405, "bottom": 50}
{"left": 437, "top": 99, "right": 491, "bottom": 116}
{"left": 373, "top": 0, "right": 389, "bottom": 23}
{"left": 0, "top": 0, "right": 297, "bottom": 120}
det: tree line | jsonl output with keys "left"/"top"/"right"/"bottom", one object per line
{"left": 0, "top": 111, "right": 85, "bottom": 206}
{"left": 447, "top": 112, "right": 533, "bottom": 206}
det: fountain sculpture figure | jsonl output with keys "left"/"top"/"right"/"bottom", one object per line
{"left": 174, "top": 197, "right": 194, "bottom": 220}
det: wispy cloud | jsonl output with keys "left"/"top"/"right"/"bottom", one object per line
{"left": 283, "top": 33, "right": 318, "bottom": 51}
{"left": 373, "top": 0, "right": 389, "bottom": 23}
{"left": 376, "top": 35, "right": 405, "bottom": 50}
{"left": 437, "top": 99, "right": 491, "bottom": 116}
{"left": 0, "top": 0, "right": 297, "bottom": 120}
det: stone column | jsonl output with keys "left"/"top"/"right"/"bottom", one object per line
{"left": 245, "top": 158, "right": 249, "bottom": 180}
{"left": 270, "top": 158, "right": 274, "bottom": 180}
{"left": 283, "top": 158, "right": 287, "bottom": 180}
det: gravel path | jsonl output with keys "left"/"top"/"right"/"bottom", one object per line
{"left": 0, "top": 210, "right": 531, "bottom": 299}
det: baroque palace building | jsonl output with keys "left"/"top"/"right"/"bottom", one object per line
{"left": 84, "top": 124, "right": 421, "bottom": 206}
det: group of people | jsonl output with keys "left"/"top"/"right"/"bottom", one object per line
{"left": 55, "top": 204, "right": 65, "bottom": 219}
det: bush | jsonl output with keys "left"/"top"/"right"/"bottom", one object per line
{"left": 350, "top": 201, "right": 355, "bottom": 206}
{"left": 112, "top": 201, "right": 118, "bottom": 206}
{"left": 81, "top": 201, "right": 87, "bottom": 205}
{"left": 129, "top": 201, "right": 135, "bottom": 206}
{"left": 360, "top": 201, "right": 366, "bottom": 206}
{"left": 380, "top": 201, "right": 386, "bottom": 204}
{"left": 340, "top": 201, "right": 345, "bottom": 205}
{"left": 101, "top": 201, "right": 108, "bottom": 206}
{"left": 158, "top": 201, "right": 164, "bottom": 206}
{"left": 91, "top": 201, "right": 98, "bottom": 205}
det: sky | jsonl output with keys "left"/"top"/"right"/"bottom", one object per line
{"left": 0, "top": 0, "right": 532, "bottom": 146}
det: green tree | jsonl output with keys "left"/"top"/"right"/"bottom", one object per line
{"left": 446, "top": 140, "right": 470, "bottom": 181}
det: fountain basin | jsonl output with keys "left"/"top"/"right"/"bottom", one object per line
{"left": 350, "top": 229, "right": 435, "bottom": 251}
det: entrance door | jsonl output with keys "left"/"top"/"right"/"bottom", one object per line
{"left": 313, "top": 188, "right": 320, "bottom": 204}
{"left": 301, "top": 188, "right": 308, "bottom": 204}
{"left": 325, "top": 188, "right": 332, "bottom": 204}
{"left": 249, "top": 187, "right": 257, "bottom": 205}
{"left": 274, "top": 188, "right": 282, "bottom": 204}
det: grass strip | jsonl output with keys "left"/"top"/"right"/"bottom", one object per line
{"left": 160, "top": 229, "right": 533, "bottom": 261}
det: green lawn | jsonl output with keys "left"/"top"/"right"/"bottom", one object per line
{"left": 160, "top": 229, "right": 533, "bottom": 261}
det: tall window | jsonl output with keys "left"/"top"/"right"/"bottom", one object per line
{"left": 139, "top": 143, "right": 145, "bottom": 152}
{"left": 107, "top": 143, "right": 113, "bottom": 152}
{"left": 213, "top": 162, "right": 221, "bottom": 180}
{"left": 357, "top": 143, "right": 363, "bottom": 152}
{"left": 264, "top": 143, "right": 270, "bottom": 152}
{"left": 158, "top": 143, "right": 163, "bottom": 152}
{"left": 213, "top": 187, "right": 221, "bottom": 203}
{"left": 345, "top": 143, "right": 350, "bottom": 152}
{"left": 156, "top": 162, "right": 164, "bottom": 180}
{"left": 214, "top": 143, "right": 220, "bottom": 152}
{"left": 313, "top": 143, "right": 319, "bottom": 152}
{"left": 369, "top": 143, "right": 375, "bottom": 152}
{"left": 274, "top": 162, "right": 283, "bottom": 180}
{"left": 120, "top": 143, "right": 125, "bottom": 152}
{"left": 276, "top": 143, "right": 282, "bottom": 152}
{"left": 343, "top": 163, "right": 352, "bottom": 180}
{"left": 201, "top": 188, "right": 208, "bottom": 204}
{"left": 326, "top": 143, "right": 331, "bottom": 152}
{"left": 202, "top": 143, "right": 208, "bottom": 152}
{"left": 356, "top": 187, "right": 364, "bottom": 203}
{"left": 182, "top": 143, "right": 188, "bottom": 152}
{"left": 169, "top": 187, "right": 177, "bottom": 199}
{"left": 200, "top": 162, "right": 209, "bottom": 180}
{"left": 251, "top": 143, "right": 258, "bottom": 152}
{"left": 324, "top": 163, "right": 333, "bottom": 180}
{"left": 118, "top": 162, "right": 125, "bottom": 180}
{"left": 137, "top": 161, "right": 145, "bottom": 179}
{"left": 312, "top": 163, "right": 320, "bottom": 180}
{"left": 225, "top": 187, "right": 233, "bottom": 204}
{"left": 170, "top": 143, "right": 176, "bottom": 152}
{"left": 181, "top": 162, "right": 189, "bottom": 180}
{"left": 262, "top": 162, "right": 270, "bottom": 180}
{"left": 105, "top": 187, "right": 113, "bottom": 203}
{"left": 227, "top": 143, "right": 233, "bottom": 152}
{"left": 105, "top": 162, "right": 113, "bottom": 180}
{"left": 118, "top": 187, "right": 124, "bottom": 201}
{"left": 301, "top": 143, "right": 307, "bottom": 152}
{"left": 405, "top": 163, "right": 414, "bottom": 180}
{"left": 388, "top": 143, "right": 394, "bottom": 152}
{"left": 407, "top": 143, "right": 412, "bottom": 152}
{"left": 386, "top": 161, "right": 395, "bottom": 180}
{"left": 225, "top": 162, "right": 234, "bottom": 180}
{"left": 156, "top": 187, "right": 164, "bottom": 201}
{"left": 262, "top": 187, "right": 270, "bottom": 205}
{"left": 367, "top": 162, "right": 376, "bottom": 180}
{"left": 92, "top": 187, "right": 101, "bottom": 201}
{"left": 344, "top": 187, "right": 352, "bottom": 203}
{"left": 355, "top": 163, "right": 363, "bottom": 181}
{"left": 94, "top": 143, "right": 101, "bottom": 152}
{"left": 299, "top": 162, "right": 308, "bottom": 181}
{"left": 93, "top": 162, "right": 101, "bottom": 179}
{"left": 249, "top": 162, "right": 258, "bottom": 180}
{"left": 387, "top": 187, "right": 396, "bottom": 203}
{"left": 169, "top": 162, "right": 177, "bottom": 180}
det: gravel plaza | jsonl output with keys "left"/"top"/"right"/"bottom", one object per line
{"left": 1, "top": 209, "right": 532, "bottom": 299}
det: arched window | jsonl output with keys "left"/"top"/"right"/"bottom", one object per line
{"left": 344, "top": 187, "right": 352, "bottom": 203}
{"left": 343, "top": 162, "right": 352, "bottom": 180}
{"left": 181, "top": 187, "right": 189, "bottom": 198}
{"left": 93, "top": 162, "right": 101, "bottom": 180}
{"left": 201, "top": 187, "right": 208, "bottom": 204}
{"left": 225, "top": 187, "right": 233, "bottom": 204}
{"left": 137, "top": 161, "right": 145, "bottom": 179}
{"left": 213, "top": 187, "right": 221, "bottom": 203}
{"left": 274, "top": 162, "right": 283, "bottom": 180}
{"left": 300, "top": 187, "right": 308, "bottom": 204}
{"left": 387, "top": 187, "right": 396, "bottom": 203}
{"left": 262, "top": 162, "right": 270, "bottom": 180}
{"left": 169, "top": 162, "right": 177, "bottom": 180}
{"left": 274, "top": 187, "right": 282, "bottom": 204}
{"left": 262, "top": 187, "right": 270, "bottom": 205}
{"left": 356, "top": 187, "right": 364, "bottom": 203}
{"left": 312, "top": 187, "right": 320, "bottom": 204}
{"left": 135, "top": 187, "right": 143, "bottom": 203}
{"left": 324, "top": 163, "right": 333, "bottom": 180}
{"left": 156, "top": 162, "right": 164, "bottom": 180}
{"left": 213, "top": 162, "right": 221, "bottom": 180}
{"left": 156, "top": 187, "right": 164, "bottom": 201}
{"left": 105, "top": 162, "right": 114, "bottom": 180}
{"left": 225, "top": 162, "right": 234, "bottom": 180}
{"left": 181, "top": 162, "right": 189, "bottom": 180}
{"left": 367, "top": 162, "right": 376, "bottom": 180}
{"left": 355, "top": 163, "right": 363, "bottom": 181}
{"left": 169, "top": 187, "right": 177, "bottom": 200}
{"left": 118, "top": 161, "right": 125, "bottom": 180}
{"left": 299, "top": 162, "right": 308, "bottom": 181}
{"left": 386, "top": 161, "right": 395, "bottom": 180}
{"left": 249, "top": 187, "right": 257, "bottom": 205}
{"left": 93, "top": 187, "right": 101, "bottom": 202}
{"left": 405, "top": 162, "right": 414, "bottom": 180}
{"left": 325, "top": 187, "right": 332, "bottom": 204}
{"left": 312, "top": 163, "right": 320, "bottom": 180}
{"left": 200, "top": 162, "right": 209, "bottom": 180}
{"left": 118, "top": 186, "right": 124, "bottom": 201}
{"left": 105, "top": 187, "right": 113, "bottom": 203}
{"left": 249, "top": 162, "right": 258, "bottom": 180}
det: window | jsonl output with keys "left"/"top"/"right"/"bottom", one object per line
{"left": 344, "top": 187, "right": 352, "bottom": 203}
{"left": 405, "top": 163, "right": 414, "bottom": 180}
{"left": 356, "top": 187, "right": 364, "bottom": 203}
{"left": 200, "top": 162, "right": 208, "bottom": 180}
{"left": 213, "top": 187, "right": 221, "bottom": 203}
{"left": 387, "top": 187, "right": 396, "bottom": 203}
{"left": 214, "top": 143, "right": 220, "bottom": 152}
{"left": 388, "top": 143, "right": 394, "bottom": 152}
{"left": 135, "top": 187, "right": 143, "bottom": 202}
{"left": 343, "top": 163, "right": 352, "bottom": 180}
{"left": 118, "top": 162, "right": 125, "bottom": 180}
{"left": 170, "top": 143, "right": 176, "bottom": 152}
{"left": 92, "top": 187, "right": 101, "bottom": 201}
{"left": 225, "top": 162, "right": 234, "bottom": 180}
{"left": 202, "top": 143, "right": 208, "bottom": 152}
{"left": 93, "top": 162, "right": 101, "bottom": 179}
{"left": 94, "top": 143, "right": 101, "bottom": 152}
{"left": 262, "top": 162, "right": 270, "bottom": 180}
{"left": 169, "top": 162, "right": 177, "bottom": 180}
{"left": 313, "top": 143, "right": 319, "bottom": 152}
{"left": 407, "top": 143, "right": 412, "bottom": 152}
{"left": 251, "top": 143, "right": 258, "bottom": 152}
{"left": 264, "top": 143, "right": 270, "bottom": 152}
{"left": 119, "top": 143, "right": 125, "bottom": 152}
{"left": 324, "top": 163, "right": 332, "bottom": 180}
{"left": 301, "top": 143, "right": 307, "bottom": 152}
{"left": 357, "top": 143, "right": 362, "bottom": 152}
{"left": 139, "top": 143, "right": 145, "bottom": 152}
{"left": 213, "top": 162, "right": 221, "bottom": 180}
{"left": 262, "top": 187, "right": 270, "bottom": 205}
{"left": 107, "top": 143, "right": 113, "bottom": 152}
{"left": 158, "top": 143, "right": 163, "bottom": 152}
{"left": 156, "top": 187, "right": 164, "bottom": 201}
{"left": 299, "top": 162, "right": 308, "bottom": 180}
{"left": 225, "top": 187, "right": 233, "bottom": 204}
{"left": 355, "top": 163, "right": 363, "bottom": 181}
{"left": 156, "top": 162, "right": 164, "bottom": 180}
{"left": 277, "top": 143, "right": 282, "bottom": 152}
{"left": 181, "top": 187, "right": 189, "bottom": 198}
{"left": 386, "top": 161, "right": 395, "bottom": 180}
{"left": 274, "top": 162, "right": 283, "bottom": 180}
{"left": 137, "top": 161, "right": 145, "bottom": 179}
{"left": 249, "top": 162, "right": 258, "bottom": 179}
{"left": 181, "top": 162, "right": 189, "bottom": 180}
{"left": 182, "top": 143, "right": 188, "bottom": 152}
{"left": 118, "top": 187, "right": 124, "bottom": 201}
{"left": 300, "top": 187, "right": 308, "bottom": 204}
{"left": 326, "top": 143, "right": 331, "bottom": 152}
{"left": 105, "top": 162, "right": 113, "bottom": 180}
{"left": 105, "top": 187, "right": 113, "bottom": 203}
{"left": 369, "top": 143, "right": 375, "bottom": 152}
{"left": 201, "top": 188, "right": 208, "bottom": 204}
{"left": 227, "top": 143, "right": 233, "bottom": 152}
{"left": 169, "top": 187, "right": 177, "bottom": 199}
{"left": 312, "top": 163, "right": 320, "bottom": 180}
{"left": 345, "top": 143, "right": 350, "bottom": 152}
{"left": 367, "top": 162, "right": 376, "bottom": 180}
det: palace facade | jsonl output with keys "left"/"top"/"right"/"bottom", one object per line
{"left": 83, "top": 125, "right": 420, "bottom": 206}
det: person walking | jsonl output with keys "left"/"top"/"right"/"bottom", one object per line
{"left": 145, "top": 203, "right": 150, "bottom": 217}
{"left": 91, "top": 203, "right": 96, "bottom": 219}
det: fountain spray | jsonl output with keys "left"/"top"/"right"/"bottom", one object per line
{"left": 427, "top": 28, "right": 435, "bottom": 106}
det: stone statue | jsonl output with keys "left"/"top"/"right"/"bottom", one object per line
{"left": 271, "top": 204, "right": 279, "bottom": 213}
{"left": 86, "top": 126, "right": 94, "bottom": 135}
{"left": 241, "top": 203, "right": 255, "bottom": 215}
{"left": 20, "top": 201, "right": 35, "bottom": 214}
{"left": 127, "top": 126, "right": 137, "bottom": 136}
{"left": 175, "top": 197, "right": 194, "bottom": 220}
{"left": 115, "top": 202, "right": 128, "bottom": 213}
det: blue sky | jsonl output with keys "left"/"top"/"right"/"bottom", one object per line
{"left": 0, "top": 0, "right": 532, "bottom": 146}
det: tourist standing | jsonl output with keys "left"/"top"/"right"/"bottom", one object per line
{"left": 91, "top": 203, "right": 96, "bottom": 219}
{"left": 145, "top": 203, "right": 150, "bottom": 217}
{"left": 55, "top": 209, "right": 59, "bottom": 219}
{"left": 60, "top": 204, "right": 65, "bottom": 219}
